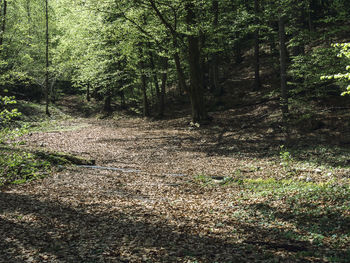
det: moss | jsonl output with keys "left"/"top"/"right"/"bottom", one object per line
{"left": 34, "top": 151, "right": 95, "bottom": 165}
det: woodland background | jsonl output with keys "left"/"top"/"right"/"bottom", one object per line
{"left": 0, "top": 1, "right": 350, "bottom": 262}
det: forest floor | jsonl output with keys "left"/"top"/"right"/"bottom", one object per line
{"left": 1, "top": 94, "right": 350, "bottom": 262}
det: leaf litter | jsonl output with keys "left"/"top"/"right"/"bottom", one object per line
{"left": 1, "top": 111, "right": 350, "bottom": 262}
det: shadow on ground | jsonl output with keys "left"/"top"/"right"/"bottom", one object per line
{"left": 0, "top": 190, "right": 335, "bottom": 263}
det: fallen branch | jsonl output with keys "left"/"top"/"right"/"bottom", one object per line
{"left": 0, "top": 146, "right": 95, "bottom": 165}
{"left": 77, "top": 165, "right": 140, "bottom": 173}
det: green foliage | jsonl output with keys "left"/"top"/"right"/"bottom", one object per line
{"left": 0, "top": 95, "right": 21, "bottom": 125}
{"left": 290, "top": 46, "right": 347, "bottom": 97}
{"left": 0, "top": 0, "right": 53, "bottom": 94}
{"left": 230, "top": 178, "right": 350, "bottom": 256}
{"left": 0, "top": 0, "right": 349, "bottom": 116}
{"left": 0, "top": 96, "right": 51, "bottom": 186}
{"left": 0, "top": 151, "right": 49, "bottom": 186}
{"left": 279, "top": 145, "right": 294, "bottom": 175}
{"left": 0, "top": 95, "right": 27, "bottom": 144}
{"left": 321, "top": 43, "right": 350, "bottom": 96}
{"left": 195, "top": 174, "right": 213, "bottom": 186}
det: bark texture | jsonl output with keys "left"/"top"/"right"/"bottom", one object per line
{"left": 45, "top": 0, "right": 50, "bottom": 116}
{"left": 278, "top": 15, "right": 288, "bottom": 120}
{"left": 185, "top": 2, "right": 207, "bottom": 123}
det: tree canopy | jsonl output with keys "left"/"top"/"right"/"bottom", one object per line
{"left": 0, "top": 0, "right": 349, "bottom": 120}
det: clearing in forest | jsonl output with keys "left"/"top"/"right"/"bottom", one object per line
{"left": 1, "top": 99, "right": 350, "bottom": 263}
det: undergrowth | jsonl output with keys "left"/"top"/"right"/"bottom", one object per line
{"left": 235, "top": 178, "right": 350, "bottom": 261}
{"left": 194, "top": 173, "right": 350, "bottom": 262}
{"left": 0, "top": 150, "right": 50, "bottom": 186}
{"left": 0, "top": 98, "right": 58, "bottom": 186}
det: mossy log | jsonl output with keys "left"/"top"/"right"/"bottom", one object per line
{"left": 0, "top": 146, "right": 95, "bottom": 165}
{"left": 34, "top": 151, "right": 95, "bottom": 165}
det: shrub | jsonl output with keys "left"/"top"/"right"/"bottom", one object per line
{"left": 0, "top": 151, "right": 49, "bottom": 185}
{"left": 0, "top": 94, "right": 50, "bottom": 186}
{"left": 321, "top": 43, "right": 350, "bottom": 96}
{"left": 290, "top": 46, "right": 347, "bottom": 98}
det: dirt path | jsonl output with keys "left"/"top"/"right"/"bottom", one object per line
{"left": 1, "top": 111, "right": 349, "bottom": 262}
{"left": 0, "top": 117, "right": 259, "bottom": 262}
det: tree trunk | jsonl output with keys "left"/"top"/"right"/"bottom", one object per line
{"left": 186, "top": 2, "right": 207, "bottom": 123}
{"left": 268, "top": 22, "right": 279, "bottom": 57}
{"left": 45, "top": 0, "right": 50, "bottom": 116}
{"left": 159, "top": 56, "right": 168, "bottom": 117}
{"left": 148, "top": 49, "right": 161, "bottom": 111}
{"left": 140, "top": 70, "right": 149, "bottom": 117}
{"left": 147, "top": 0, "right": 187, "bottom": 96}
{"left": 120, "top": 89, "right": 126, "bottom": 109}
{"left": 267, "top": 22, "right": 279, "bottom": 77}
{"left": 173, "top": 36, "right": 188, "bottom": 95}
{"left": 104, "top": 91, "right": 112, "bottom": 112}
{"left": 278, "top": 15, "right": 288, "bottom": 120}
{"left": 308, "top": 1, "right": 314, "bottom": 32}
{"left": 137, "top": 45, "right": 150, "bottom": 117}
{"left": 0, "top": 0, "right": 7, "bottom": 51}
{"left": 234, "top": 33, "right": 243, "bottom": 64}
{"left": 26, "top": 0, "right": 31, "bottom": 35}
{"left": 138, "top": 47, "right": 150, "bottom": 117}
{"left": 50, "top": 78, "right": 56, "bottom": 103}
{"left": 147, "top": 0, "right": 206, "bottom": 120}
{"left": 291, "top": 3, "right": 305, "bottom": 58}
{"left": 199, "top": 31, "right": 206, "bottom": 93}
{"left": 253, "top": 0, "right": 261, "bottom": 90}
{"left": 209, "top": 0, "right": 220, "bottom": 94}
{"left": 86, "top": 82, "right": 90, "bottom": 102}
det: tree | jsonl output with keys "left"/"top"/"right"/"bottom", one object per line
{"left": 185, "top": 1, "right": 207, "bottom": 122}
{"left": 0, "top": 0, "right": 7, "bottom": 50}
{"left": 208, "top": 0, "right": 220, "bottom": 94}
{"left": 279, "top": 14, "right": 288, "bottom": 120}
{"left": 147, "top": 0, "right": 207, "bottom": 122}
{"left": 253, "top": 0, "right": 261, "bottom": 90}
{"left": 45, "top": 0, "right": 50, "bottom": 115}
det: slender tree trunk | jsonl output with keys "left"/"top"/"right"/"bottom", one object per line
{"left": 148, "top": 0, "right": 206, "bottom": 120}
{"left": 278, "top": 15, "right": 288, "bottom": 120}
{"left": 150, "top": 78, "right": 155, "bottom": 102}
{"left": 253, "top": 0, "right": 261, "bottom": 90}
{"left": 173, "top": 36, "right": 188, "bottom": 95}
{"left": 120, "top": 90, "right": 126, "bottom": 109}
{"left": 186, "top": 2, "right": 207, "bottom": 123}
{"left": 26, "top": 0, "right": 31, "bottom": 35}
{"left": 269, "top": 32, "right": 276, "bottom": 55}
{"left": 209, "top": 0, "right": 220, "bottom": 94}
{"left": 86, "top": 82, "right": 90, "bottom": 102}
{"left": 234, "top": 33, "right": 243, "bottom": 64}
{"left": 140, "top": 69, "right": 149, "bottom": 117}
{"left": 45, "top": 0, "right": 50, "bottom": 116}
{"left": 147, "top": 0, "right": 187, "bottom": 96}
{"left": 159, "top": 56, "right": 168, "bottom": 117}
{"left": 139, "top": 47, "right": 150, "bottom": 117}
{"left": 267, "top": 22, "right": 280, "bottom": 77}
{"left": 104, "top": 90, "right": 112, "bottom": 112}
{"left": 147, "top": 0, "right": 188, "bottom": 97}
{"left": 308, "top": 1, "right": 314, "bottom": 32}
{"left": 291, "top": 3, "right": 305, "bottom": 58}
{"left": 199, "top": 31, "right": 206, "bottom": 92}
{"left": 50, "top": 78, "right": 56, "bottom": 103}
{"left": 173, "top": 53, "right": 187, "bottom": 95}
{"left": 268, "top": 23, "right": 279, "bottom": 58}
{"left": 0, "top": 0, "right": 7, "bottom": 50}
{"left": 148, "top": 49, "right": 161, "bottom": 110}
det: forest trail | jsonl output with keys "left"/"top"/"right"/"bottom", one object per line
{"left": 1, "top": 107, "right": 350, "bottom": 262}
{"left": 0, "top": 116, "right": 271, "bottom": 262}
